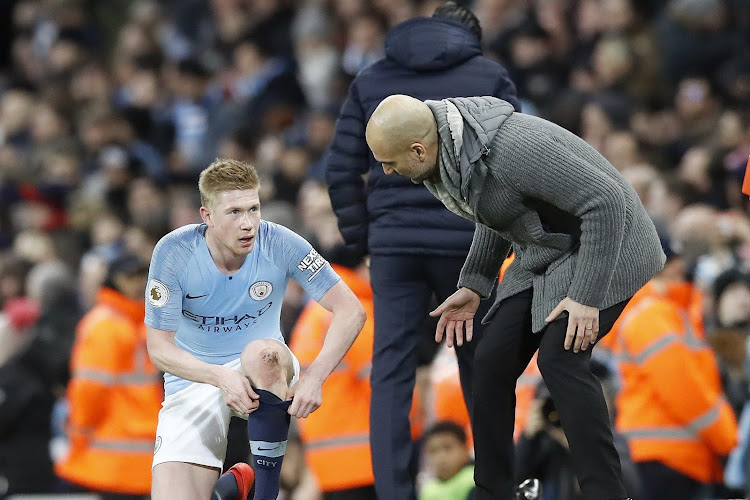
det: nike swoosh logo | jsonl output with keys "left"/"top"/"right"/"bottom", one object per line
{"left": 185, "top": 294, "right": 209, "bottom": 299}
{"left": 257, "top": 446, "right": 279, "bottom": 451}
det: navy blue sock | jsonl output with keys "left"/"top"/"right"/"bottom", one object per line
{"left": 211, "top": 471, "right": 240, "bottom": 500}
{"left": 248, "top": 389, "right": 291, "bottom": 500}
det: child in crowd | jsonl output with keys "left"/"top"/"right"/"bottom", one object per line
{"left": 420, "top": 421, "right": 475, "bottom": 500}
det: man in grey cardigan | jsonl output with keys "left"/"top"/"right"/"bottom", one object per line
{"left": 365, "top": 95, "right": 665, "bottom": 500}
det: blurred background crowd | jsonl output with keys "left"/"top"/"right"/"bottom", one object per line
{"left": 1, "top": 0, "right": 750, "bottom": 499}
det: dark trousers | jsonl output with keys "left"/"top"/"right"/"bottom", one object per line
{"left": 369, "top": 255, "right": 490, "bottom": 500}
{"left": 473, "top": 289, "right": 629, "bottom": 500}
{"left": 637, "top": 461, "right": 707, "bottom": 500}
{"left": 324, "top": 485, "right": 379, "bottom": 500}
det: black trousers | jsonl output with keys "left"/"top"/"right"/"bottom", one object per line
{"left": 473, "top": 289, "right": 629, "bottom": 500}
{"left": 369, "top": 255, "right": 491, "bottom": 500}
{"left": 637, "top": 461, "right": 707, "bottom": 500}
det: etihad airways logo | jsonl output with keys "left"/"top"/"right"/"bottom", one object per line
{"left": 182, "top": 302, "right": 273, "bottom": 332}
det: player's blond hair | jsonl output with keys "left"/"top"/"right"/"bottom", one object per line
{"left": 198, "top": 158, "right": 261, "bottom": 208}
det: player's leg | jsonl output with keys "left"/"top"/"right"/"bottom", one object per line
{"left": 152, "top": 364, "right": 250, "bottom": 500}
{"left": 369, "top": 255, "right": 431, "bottom": 500}
{"left": 242, "top": 338, "right": 295, "bottom": 400}
{"left": 241, "top": 338, "right": 298, "bottom": 500}
{"left": 152, "top": 462, "right": 219, "bottom": 500}
{"left": 472, "top": 289, "right": 540, "bottom": 500}
{"left": 152, "top": 462, "right": 253, "bottom": 500}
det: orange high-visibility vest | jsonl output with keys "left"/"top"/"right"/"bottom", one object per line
{"left": 614, "top": 282, "right": 738, "bottom": 483}
{"left": 742, "top": 155, "right": 750, "bottom": 197}
{"left": 431, "top": 347, "right": 473, "bottom": 447}
{"left": 55, "top": 288, "right": 163, "bottom": 495}
{"left": 291, "top": 265, "right": 375, "bottom": 492}
{"left": 292, "top": 265, "right": 425, "bottom": 491}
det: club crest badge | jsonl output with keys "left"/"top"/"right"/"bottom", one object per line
{"left": 249, "top": 281, "right": 273, "bottom": 300}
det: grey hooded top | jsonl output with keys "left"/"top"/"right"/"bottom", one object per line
{"left": 423, "top": 96, "right": 665, "bottom": 332}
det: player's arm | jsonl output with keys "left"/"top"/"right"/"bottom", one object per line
{"left": 286, "top": 280, "right": 366, "bottom": 418}
{"left": 146, "top": 326, "right": 259, "bottom": 414}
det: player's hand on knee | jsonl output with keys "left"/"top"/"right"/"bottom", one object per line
{"left": 429, "top": 287, "right": 480, "bottom": 348}
{"left": 286, "top": 375, "right": 322, "bottom": 418}
{"left": 217, "top": 367, "right": 260, "bottom": 414}
{"left": 546, "top": 297, "right": 599, "bottom": 353}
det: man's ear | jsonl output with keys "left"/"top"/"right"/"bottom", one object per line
{"left": 411, "top": 143, "right": 426, "bottom": 159}
{"left": 200, "top": 206, "right": 213, "bottom": 226}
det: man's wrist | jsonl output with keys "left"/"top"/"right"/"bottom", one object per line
{"left": 302, "top": 363, "right": 327, "bottom": 385}
{"left": 204, "top": 364, "right": 223, "bottom": 387}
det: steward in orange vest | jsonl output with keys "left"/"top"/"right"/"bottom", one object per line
{"left": 291, "top": 261, "right": 376, "bottom": 496}
{"left": 613, "top": 248, "right": 737, "bottom": 497}
{"left": 291, "top": 260, "right": 422, "bottom": 497}
{"left": 56, "top": 255, "right": 163, "bottom": 496}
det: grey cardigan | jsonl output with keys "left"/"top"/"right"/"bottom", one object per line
{"left": 424, "top": 97, "right": 665, "bottom": 332}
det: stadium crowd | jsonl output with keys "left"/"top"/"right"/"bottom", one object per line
{"left": 0, "top": 0, "right": 749, "bottom": 499}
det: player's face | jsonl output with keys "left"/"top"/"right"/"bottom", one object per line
{"left": 202, "top": 188, "right": 261, "bottom": 256}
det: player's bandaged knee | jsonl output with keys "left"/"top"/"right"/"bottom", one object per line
{"left": 248, "top": 389, "right": 291, "bottom": 500}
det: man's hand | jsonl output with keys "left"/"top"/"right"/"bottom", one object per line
{"left": 286, "top": 374, "right": 323, "bottom": 418}
{"left": 429, "top": 287, "right": 481, "bottom": 348}
{"left": 216, "top": 367, "right": 259, "bottom": 414}
{"left": 546, "top": 297, "right": 599, "bottom": 352}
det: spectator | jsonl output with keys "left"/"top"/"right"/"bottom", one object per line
{"left": 291, "top": 250, "right": 378, "bottom": 500}
{"left": 55, "top": 253, "right": 163, "bottom": 499}
{"left": 515, "top": 384, "right": 580, "bottom": 500}
{"left": 707, "top": 269, "right": 750, "bottom": 417}
{"left": 166, "top": 57, "right": 220, "bottom": 173}
{"left": 419, "top": 421, "right": 475, "bottom": 500}
{"left": 0, "top": 296, "right": 50, "bottom": 496}
{"left": 657, "top": 0, "right": 748, "bottom": 84}
{"left": 614, "top": 238, "right": 738, "bottom": 500}
{"left": 325, "top": 4, "right": 518, "bottom": 497}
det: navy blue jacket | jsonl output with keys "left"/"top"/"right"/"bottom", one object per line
{"left": 325, "top": 17, "right": 520, "bottom": 258}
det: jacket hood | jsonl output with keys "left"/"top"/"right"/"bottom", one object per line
{"left": 385, "top": 17, "right": 482, "bottom": 71}
{"left": 424, "top": 97, "right": 514, "bottom": 215}
{"left": 446, "top": 97, "right": 511, "bottom": 163}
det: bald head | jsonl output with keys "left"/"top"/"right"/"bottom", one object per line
{"left": 366, "top": 95, "right": 439, "bottom": 182}
{"left": 366, "top": 95, "right": 437, "bottom": 155}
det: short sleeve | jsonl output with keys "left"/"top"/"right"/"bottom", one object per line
{"left": 145, "top": 234, "right": 186, "bottom": 331}
{"left": 266, "top": 222, "right": 340, "bottom": 301}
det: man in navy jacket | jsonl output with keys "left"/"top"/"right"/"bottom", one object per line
{"left": 325, "top": 3, "right": 520, "bottom": 499}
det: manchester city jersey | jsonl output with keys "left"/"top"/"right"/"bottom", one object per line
{"left": 145, "top": 220, "right": 340, "bottom": 395}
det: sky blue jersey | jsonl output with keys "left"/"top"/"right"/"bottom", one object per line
{"left": 145, "top": 220, "right": 340, "bottom": 395}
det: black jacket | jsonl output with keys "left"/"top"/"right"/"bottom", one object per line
{"left": 0, "top": 353, "right": 55, "bottom": 495}
{"left": 326, "top": 17, "right": 519, "bottom": 258}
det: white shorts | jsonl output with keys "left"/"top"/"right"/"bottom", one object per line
{"left": 152, "top": 339, "right": 300, "bottom": 470}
